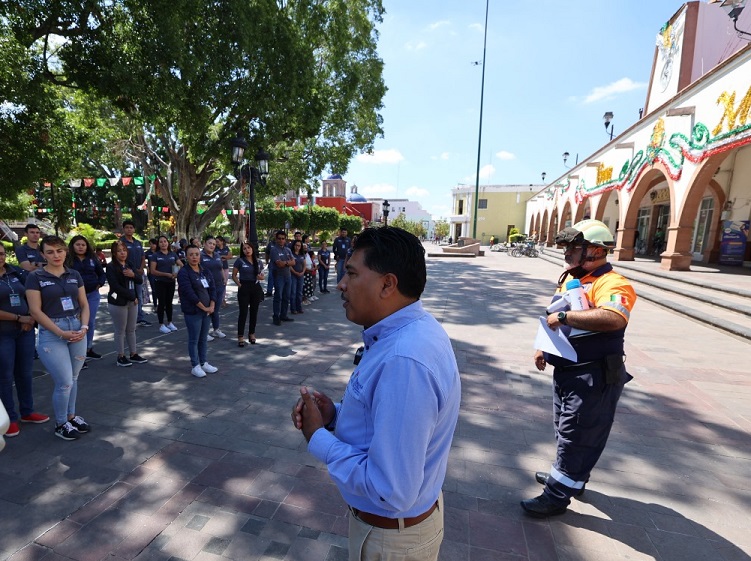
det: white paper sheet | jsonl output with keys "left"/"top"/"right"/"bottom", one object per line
{"left": 534, "top": 317, "right": 578, "bottom": 362}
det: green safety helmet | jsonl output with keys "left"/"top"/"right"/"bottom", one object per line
{"left": 555, "top": 219, "right": 615, "bottom": 249}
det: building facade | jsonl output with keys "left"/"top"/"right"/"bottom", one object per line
{"left": 450, "top": 184, "right": 545, "bottom": 244}
{"left": 525, "top": 1, "right": 751, "bottom": 269}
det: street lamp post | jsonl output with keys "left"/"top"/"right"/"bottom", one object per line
{"left": 603, "top": 112, "right": 615, "bottom": 141}
{"left": 230, "top": 134, "right": 270, "bottom": 247}
{"left": 68, "top": 179, "right": 82, "bottom": 227}
{"left": 383, "top": 199, "right": 391, "bottom": 226}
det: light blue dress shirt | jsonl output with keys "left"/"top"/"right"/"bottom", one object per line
{"left": 308, "top": 300, "right": 461, "bottom": 518}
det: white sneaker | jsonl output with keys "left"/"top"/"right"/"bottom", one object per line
{"left": 206, "top": 334, "right": 215, "bottom": 342}
{"left": 201, "top": 362, "right": 218, "bottom": 373}
{"left": 159, "top": 325, "right": 171, "bottom": 334}
{"left": 167, "top": 323, "right": 178, "bottom": 331}
{"left": 212, "top": 329, "right": 227, "bottom": 339}
{"left": 191, "top": 365, "right": 206, "bottom": 378}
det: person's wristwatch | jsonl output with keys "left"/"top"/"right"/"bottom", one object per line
{"left": 557, "top": 311, "right": 568, "bottom": 325}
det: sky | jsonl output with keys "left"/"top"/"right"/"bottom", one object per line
{"left": 342, "top": 0, "right": 700, "bottom": 219}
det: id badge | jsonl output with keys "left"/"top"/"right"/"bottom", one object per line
{"left": 128, "top": 280, "right": 134, "bottom": 290}
{"left": 10, "top": 294, "right": 21, "bottom": 307}
{"left": 200, "top": 278, "right": 209, "bottom": 288}
{"left": 61, "top": 296, "right": 75, "bottom": 311}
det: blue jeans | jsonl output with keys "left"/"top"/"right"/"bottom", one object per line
{"left": 211, "top": 283, "right": 226, "bottom": 330}
{"left": 38, "top": 317, "right": 87, "bottom": 426}
{"left": 318, "top": 266, "right": 329, "bottom": 291}
{"left": 266, "top": 267, "right": 274, "bottom": 294}
{"left": 272, "top": 272, "right": 291, "bottom": 320}
{"left": 85, "top": 289, "right": 101, "bottom": 349}
{"left": 290, "top": 274, "right": 303, "bottom": 312}
{"left": 184, "top": 312, "right": 210, "bottom": 367}
{"left": 336, "top": 259, "right": 346, "bottom": 284}
{"left": 135, "top": 282, "right": 145, "bottom": 322}
{"left": 0, "top": 327, "right": 36, "bottom": 422}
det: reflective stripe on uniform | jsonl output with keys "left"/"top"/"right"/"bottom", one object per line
{"left": 550, "top": 465, "right": 587, "bottom": 489}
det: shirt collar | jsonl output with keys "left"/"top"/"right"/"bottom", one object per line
{"left": 581, "top": 262, "right": 613, "bottom": 282}
{"left": 362, "top": 300, "right": 424, "bottom": 347}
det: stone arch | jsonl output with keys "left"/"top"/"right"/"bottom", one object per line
{"left": 573, "top": 198, "right": 591, "bottom": 223}
{"left": 543, "top": 209, "right": 554, "bottom": 246}
{"left": 614, "top": 162, "right": 675, "bottom": 266}
{"left": 560, "top": 200, "right": 573, "bottom": 230}
{"left": 680, "top": 153, "right": 729, "bottom": 265}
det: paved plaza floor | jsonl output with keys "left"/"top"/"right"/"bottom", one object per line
{"left": 1, "top": 247, "right": 749, "bottom": 561}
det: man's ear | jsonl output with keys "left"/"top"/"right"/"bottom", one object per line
{"left": 381, "top": 272, "right": 399, "bottom": 297}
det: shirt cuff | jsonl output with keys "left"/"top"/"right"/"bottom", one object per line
{"left": 308, "top": 427, "right": 337, "bottom": 464}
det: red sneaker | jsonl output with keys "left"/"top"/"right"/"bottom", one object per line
{"left": 6, "top": 422, "right": 20, "bottom": 437}
{"left": 20, "top": 412, "right": 50, "bottom": 424}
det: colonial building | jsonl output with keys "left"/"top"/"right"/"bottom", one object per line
{"left": 525, "top": 1, "right": 751, "bottom": 269}
{"left": 450, "top": 184, "right": 545, "bottom": 244}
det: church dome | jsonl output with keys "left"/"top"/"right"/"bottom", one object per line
{"left": 347, "top": 193, "right": 368, "bottom": 203}
{"left": 326, "top": 173, "right": 343, "bottom": 180}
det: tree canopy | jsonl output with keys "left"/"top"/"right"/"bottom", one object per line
{"left": 1, "top": 0, "right": 386, "bottom": 237}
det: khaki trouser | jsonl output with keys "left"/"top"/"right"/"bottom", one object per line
{"left": 348, "top": 493, "right": 444, "bottom": 561}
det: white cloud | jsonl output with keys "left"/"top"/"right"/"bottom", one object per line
{"left": 405, "top": 40, "right": 427, "bottom": 51}
{"left": 359, "top": 183, "right": 397, "bottom": 197}
{"left": 495, "top": 150, "right": 515, "bottom": 160}
{"left": 468, "top": 23, "right": 484, "bottom": 32}
{"left": 582, "top": 77, "right": 647, "bottom": 104}
{"left": 431, "top": 151, "right": 450, "bottom": 161}
{"left": 405, "top": 186, "right": 430, "bottom": 198}
{"left": 356, "top": 149, "right": 405, "bottom": 165}
{"left": 428, "top": 20, "right": 450, "bottom": 31}
{"left": 462, "top": 164, "right": 495, "bottom": 183}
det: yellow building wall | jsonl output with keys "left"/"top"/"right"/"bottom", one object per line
{"left": 474, "top": 192, "right": 534, "bottom": 243}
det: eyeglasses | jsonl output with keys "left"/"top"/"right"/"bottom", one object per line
{"left": 276, "top": 237, "right": 286, "bottom": 241}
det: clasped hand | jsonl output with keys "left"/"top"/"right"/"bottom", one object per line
{"left": 291, "top": 387, "right": 335, "bottom": 442}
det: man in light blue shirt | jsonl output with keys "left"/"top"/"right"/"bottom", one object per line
{"left": 292, "top": 227, "right": 460, "bottom": 561}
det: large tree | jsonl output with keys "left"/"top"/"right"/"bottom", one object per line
{"left": 2, "top": 0, "right": 386, "bottom": 238}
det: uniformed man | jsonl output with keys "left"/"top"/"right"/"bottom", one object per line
{"left": 523, "top": 219, "right": 637, "bottom": 517}
{"left": 15, "top": 224, "right": 46, "bottom": 272}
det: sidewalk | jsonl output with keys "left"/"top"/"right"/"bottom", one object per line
{"left": 1, "top": 250, "right": 749, "bottom": 561}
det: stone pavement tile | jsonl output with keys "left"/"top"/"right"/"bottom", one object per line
{"left": 555, "top": 544, "right": 623, "bottom": 561}
{"left": 115, "top": 476, "right": 190, "bottom": 517}
{"left": 521, "top": 519, "right": 556, "bottom": 561}
{"left": 68, "top": 482, "right": 134, "bottom": 525}
{"left": 323, "top": 545, "right": 348, "bottom": 561}
{"left": 282, "top": 480, "right": 347, "bottom": 517}
{"left": 34, "top": 519, "right": 82, "bottom": 548}
{"left": 141, "top": 450, "right": 215, "bottom": 481}
{"left": 437, "top": 540, "right": 468, "bottom": 561}
{"left": 244, "top": 471, "right": 296, "bottom": 502}
{"left": 121, "top": 466, "right": 157, "bottom": 488}
{"left": 606, "top": 522, "right": 660, "bottom": 559}
{"left": 468, "top": 510, "right": 527, "bottom": 556}
{"left": 190, "top": 460, "right": 264, "bottom": 494}
{"left": 110, "top": 512, "right": 173, "bottom": 560}
{"left": 0, "top": 448, "right": 60, "bottom": 480}
{"left": 194, "top": 487, "right": 263, "bottom": 517}
{"left": 284, "top": 537, "right": 330, "bottom": 561}
{"left": 549, "top": 515, "right": 615, "bottom": 553}
{"left": 443, "top": 506, "right": 469, "bottom": 544}
{"left": 646, "top": 527, "right": 725, "bottom": 561}
{"left": 156, "top": 483, "right": 205, "bottom": 518}
{"left": 6, "top": 544, "right": 48, "bottom": 561}
{"left": 199, "top": 510, "right": 251, "bottom": 539}
{"left": 221, "top": 531, "right": 272, "bottom": 561}
{"left": 157, "top": 527, "right": 212, "bottom": 559}
{"left": 272, "top": 503, "right": 339, "bottom": 534}
{"left": 201, "top": 537, "right": 231, "bottom": 556}
{"left": 159, "top": 442, "right": 227, "bottom": 461}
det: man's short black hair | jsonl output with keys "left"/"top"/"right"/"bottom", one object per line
{"left": 275, "top": 230, "right": 287, "bottom": 239}
{"left": 122, "top": 219, "right": 135, "bottom": 228}
{"left": 353, "top": 227, "right": 426, "bottom": 299}
{"left": 24, "top": 223, "right": 40, "bottom": 233}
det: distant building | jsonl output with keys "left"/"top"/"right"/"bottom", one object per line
{"left": 450, "top": 184, "right": 545, "bottom": 244}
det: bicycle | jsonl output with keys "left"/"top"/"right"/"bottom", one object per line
{"left": 512, "top": 244, "right": 539, "bottom": 258}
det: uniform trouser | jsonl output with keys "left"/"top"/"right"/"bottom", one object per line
{"left": 318, "top": 265, "right": 328, "bottom": 291}
{"left": 237, "top": 282, "right": 263, "bottom": 338}
{"left": 135, "top": 282, "right": 146, "bottom": 322}
{"left": 0, "top": 327, "right": 35, "bottom": 422}
{"left": 109, "top": 301, "right": 138, "bottom": 356}
{"left": 210, "top": 283, "right": 226, "bottom": 330}
{"left": 85, "top": 290, "right": 100, "bottom": 350}
{"left": 266, "top": 267, "right": 274, "bottom": 294}
{"left": 544, "top": 362, "right": 631, "bottom": 506}
{"left": 336, "top": 259, "right": 346, "bottom": 284}
{"left": 154, "top": 281, "right": 176, "bottom": 324}
{"left": 272, "top": 274, "right": 291, "bottom": 320}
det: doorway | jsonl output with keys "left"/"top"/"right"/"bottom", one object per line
{"left": 691, "top": 197, "right": 714, "bottom": 261}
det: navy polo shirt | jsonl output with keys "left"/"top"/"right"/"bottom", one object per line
{"left": 216, "top": 245, "right": 231, "bottom": 270}
{"left": 270, "top": 245, "right": 292, "bottom": 278}
{"left": 200, "top": 250, "right": 225, "bottom": 285}
{"left": 122, "top": 237, "right": 145, "bottom": 269}
{"left": 150, "top": 251, "right": 180, "bottom": 282}
{"left": 25, "top": 267, "right": 84, "bottom": 318}
{"left": 233, "top": 257, "right": 262, "bottom": 283}
{"left": 15, "top": 243, "right": 45, "bottom": 267}
{"left": 0, "top": 267, "right": 29, "bottom": 315}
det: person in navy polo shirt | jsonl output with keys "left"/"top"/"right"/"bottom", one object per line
{"left": 121, "top": 220, "right": 151, "bottom": 326}
{"left": 149, "top": 235, "right": 183, "bottom": 334}
{"left": 200, "top": 236, "right": 226, "bottom": 340}
{"left": 67, "top": 235, "right": 106, "bottom": 362}
{"left": 25, "top": 235, "right": 91, "bottom": 441}
{"left": 15, "top": 224, "right": 46, "bottom": 272}
{"left": 232, "top": 242, "right": 265, "bottom": 346}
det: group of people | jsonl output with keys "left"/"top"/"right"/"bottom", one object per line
{"left": 265, "top": 227, "right": 352, "bottom": 326}
{"left": 2, "top": 216, "right": 636, "bottom": 560}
